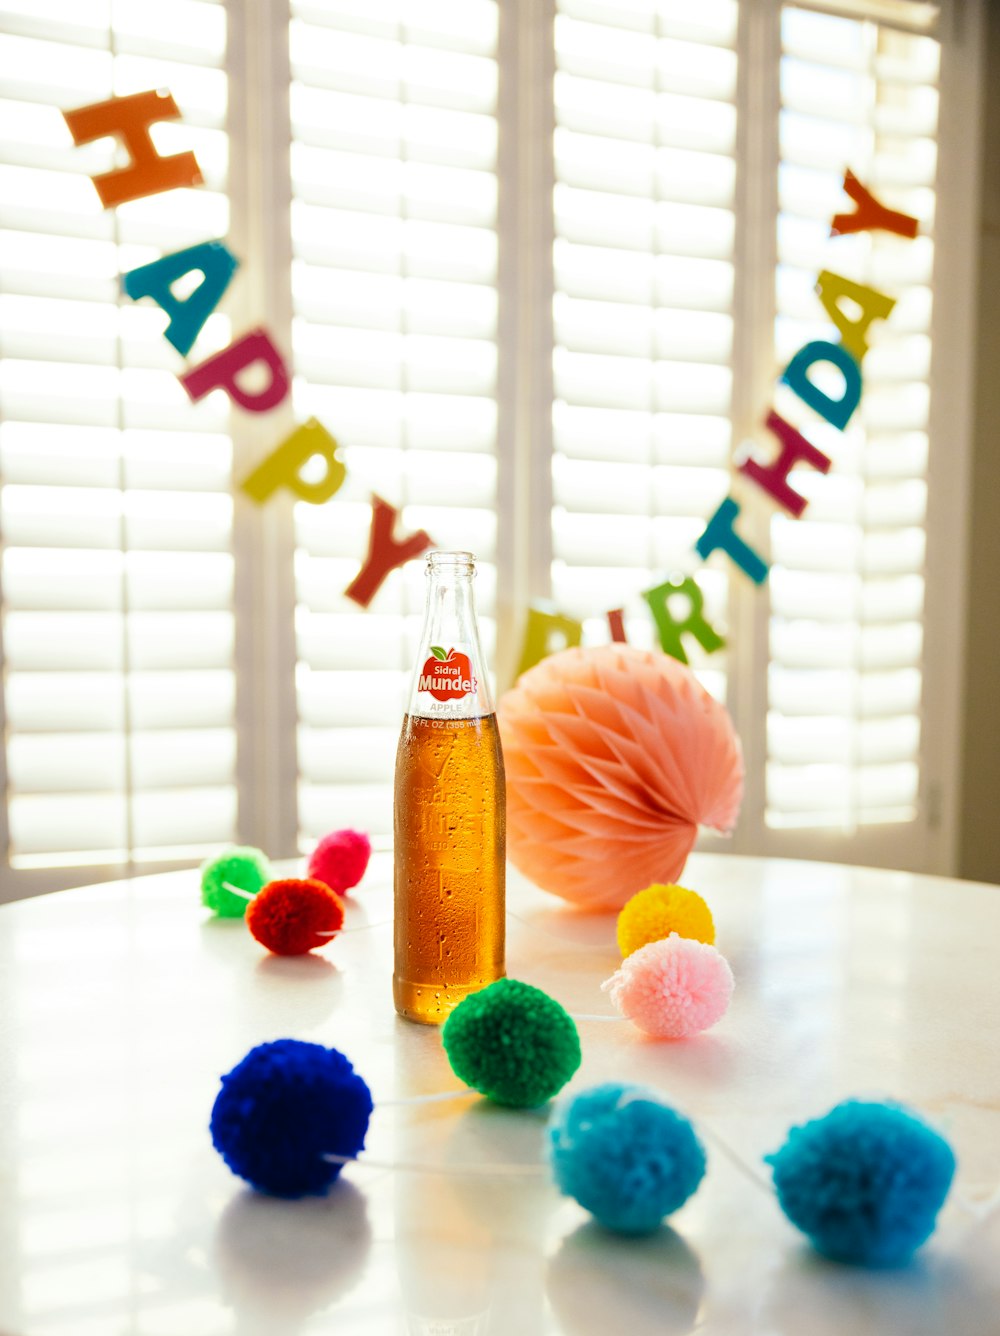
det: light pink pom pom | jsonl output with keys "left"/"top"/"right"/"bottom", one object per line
{"left": 602, "top": 932, "right": 734, "bottom": 1039}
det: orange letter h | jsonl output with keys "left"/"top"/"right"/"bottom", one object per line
{"left": 63, "top": 89, "right": 203, "bottom": 209}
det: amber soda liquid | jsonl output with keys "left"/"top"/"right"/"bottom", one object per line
{"left": 393, "top": 551, "right": 505, "bottom": 1024}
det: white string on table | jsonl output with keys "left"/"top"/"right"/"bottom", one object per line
{"left": 322, "top": 1150, "right": 547, "bottom": 1177}
{"left": 377, "top": 1089, "right": 475, "bottom": 1108}
{"left": 221, "top": 885, "right": 988, "bottom": 1217}
{"left": 507, "top": 908, "right": 613, "bottom": 950}
{"left": 317, "top": 919, "right": 393, "bottom": 936}
{"left": 695, "top": 1121, "right": 775, "bottom": 1197}
{"left": 222, "top": 881, "right": 256, "bottom": 901}
{"left": 317, "top": 1091, "right": 780, "bottom": 1194}
{"left": 221, "top": 881, "right": 391, "bottom": 935}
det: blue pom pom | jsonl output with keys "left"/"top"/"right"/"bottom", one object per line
{"left": 547, "top": 1082, "right": 707, "bottom": 1235}
{"left": 766, "top": 1099, "right": 956, "bottom": 1267}
{"left": 210, "top": 1039, "right": 373, "bottom": 1198}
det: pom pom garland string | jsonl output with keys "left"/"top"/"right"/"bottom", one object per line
{"left": 510, "top": 885, "right": 734, "bottom": 1040}
{"left": 218, "top": 886, "right": 383, "bottom": 920}
{"left": 696, "top": 1118, "right": 775, "bottom": 1197}
{"left": 220, "top": 880, "right": 389, "bottom": 935}
{"left": 209, "top": 1040, "right": 959, "bottom": 1263}
{"left": 220, "top": 888, "right": 389, "bottom": 930}
{"left": 956, "top": 1183, "right": 1000, "bottom": 1222}
{"left": 504, "top": 929, "right": 736, "bottom": 1041}
{"left": 376, "top": 1089, "right": 475, "bottom": 1107}
{"left": 213, "top": 861, "right": 725, "bottom": 975}
{"left": 320, "top": 1150, "right": 547, "bottom": 1178}
{"left": 206, "top": 862, "right": 391, "bottom": 955}
{"left": 221, "top": 881, "right": 255, "bottom": 901}
{"left": 200, "top": 828, "right": 373, "bottom": 933}
{"left": 205, "top": 858, "right": 959, "bottom": 1262}
{"left": 322, "top": 1111, "right": 774, "bottom": 1189}
{"left": 247, "top": 1105, "right": 972, "bottom": 1254}
{"left": 505, "top": 908, "right": 621, "bottom": 949}
{"left": 317, "top": 917, "right": 393, "bottom": 935}
{"left": 209, "top": 1041, "right": 755, "bottom": 1188}
{"left": 320, "top": 1135, "right": 1000, "bottom": 1220}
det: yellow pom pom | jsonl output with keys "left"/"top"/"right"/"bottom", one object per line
{"left": 616, "top": 883, "right": 715, "bottom": 958}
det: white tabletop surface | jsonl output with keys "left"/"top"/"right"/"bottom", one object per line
{"left": 0, "top": 851, "right": 999, "bottom": 1336}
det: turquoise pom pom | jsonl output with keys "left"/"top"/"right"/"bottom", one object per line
{"left": 547, "top": 1082, "right": 706, "bottom": 1234}
{"left": 766, "top": 1099, "right": 956, "bottom": 1266}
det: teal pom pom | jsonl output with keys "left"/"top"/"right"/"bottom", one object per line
{"left": 442, "top": 978, "right": 581, "bottom": 1108}
{"left": 201, "top": 846, "right": 272, "bottom": 918}
{"left": 766, "top": 1099, "right": 956, "bottom": 1266}
{"left": 548, "top": 1083, "right": 706, "bottom": 1234}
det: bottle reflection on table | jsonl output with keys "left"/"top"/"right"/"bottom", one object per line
{"left": 393, "top": 1055, "right": 553, "bottom": 1335}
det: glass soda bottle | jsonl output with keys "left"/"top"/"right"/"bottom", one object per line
{"left": 393, "top": 550, "right": 506, "bottom": 1024}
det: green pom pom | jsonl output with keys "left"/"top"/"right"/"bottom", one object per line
{"left": 442, "top": 978, "right": 581, "bottom": 1108}
{"left": 201, "top": 847, "right": 272, "bottom": 918}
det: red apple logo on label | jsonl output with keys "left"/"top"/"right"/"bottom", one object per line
{"left": 418, "top": 646, "right": 477, "bottom": 701}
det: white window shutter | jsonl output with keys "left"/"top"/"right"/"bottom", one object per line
{"left": 0, "top": 0, "right": 239, "bottom": 888}
{"left": 764, "top": 4, "right": 939, "bottom": 837}
{"left": 287, "top": 0, "right": 502, "bottom": 845}
{"left": 551, "top": 0, "right": 740, "bottom": 706}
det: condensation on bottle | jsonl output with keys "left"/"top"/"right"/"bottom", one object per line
{"left": 393, "top": 550, "right": 505, "bottom": 1025}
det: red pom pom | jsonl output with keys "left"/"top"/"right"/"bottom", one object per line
{"left": 246, "top": 878, "right": 345, "bottom": 956}
{"left": 306, "top": 829, "right": 371, "bottom": 895}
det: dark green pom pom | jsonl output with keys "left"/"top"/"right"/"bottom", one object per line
{"left": 442, "top": 978, "right": 582, "bottom": 1108}
{"left": 201, "top": 846, "right": 272, "bottom": 918}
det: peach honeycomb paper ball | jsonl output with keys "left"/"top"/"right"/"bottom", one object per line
{"left": 498, "top": 645, "right": 744, "bottom": 910}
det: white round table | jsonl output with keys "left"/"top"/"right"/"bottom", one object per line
{"left": 0, "top": 852, "right": 998, "bottom": 1336}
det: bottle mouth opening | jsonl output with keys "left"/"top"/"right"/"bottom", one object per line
{"left": 426, "top": 550, "right": 475, "bottom": 570}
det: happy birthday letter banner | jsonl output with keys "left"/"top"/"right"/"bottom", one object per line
{"left": 517, "top": 169, "right": 918, "bottom": 675}
{"left": 62, "top": 89, "right": 433, "bottom": 609}
{"left": 63, "top": 92, "right": 917, "bottom": 662}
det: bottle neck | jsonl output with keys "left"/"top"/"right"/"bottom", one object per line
{"left": 407, "top": 565, "right": 494, "bottom": 719}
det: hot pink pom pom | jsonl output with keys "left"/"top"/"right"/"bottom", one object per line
{"left": 306, "top": 829, "right": 371, "bottom": 895}
{"left": 601, "top": 933, "right": 734, "bottom": 1039}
